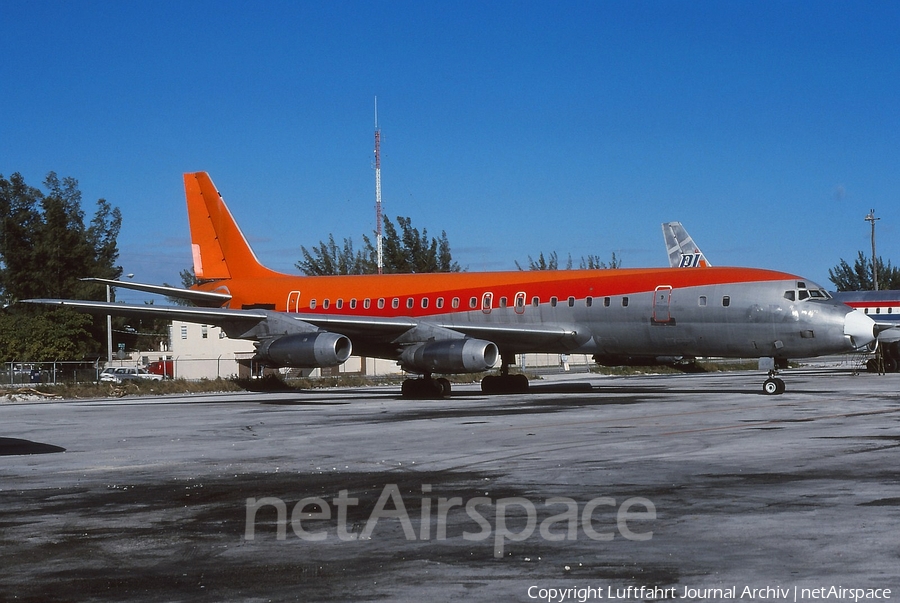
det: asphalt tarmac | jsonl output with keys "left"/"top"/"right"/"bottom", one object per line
{"left": 1, "top": 368, "right": 898, "bottom": 602}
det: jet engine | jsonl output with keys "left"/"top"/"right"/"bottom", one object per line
{"left": 400, "top": 339, "right": 499, "bottom": 374}
{"left": 255, "top": 332, "right": 352, "bottom": 368}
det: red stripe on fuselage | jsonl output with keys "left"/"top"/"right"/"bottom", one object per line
{"left": 198, "top": 266, "right": 797, "bottom": 318}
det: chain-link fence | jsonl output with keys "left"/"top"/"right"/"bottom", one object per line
{"left": 2, "top": 362, "right": 102, "bottom": 385}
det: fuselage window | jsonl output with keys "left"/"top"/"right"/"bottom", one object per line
{"left": 336, "top": 299, "right": 343, "bottom": 310}
{"left": 550, "top": 296, "right": 558, "bottom": 307}
{"left": 349, "top": 299, "right": 357, "bottom": 309}
{"left": 392, "top": 298, "right": 400, "bottom": 309}
{"left": 603, "top": 297, "right": 611, "bottom": 307}
{"left": 865, "top": 308, "right": 870, "bottom": 314}
{"left": 363, "top": 298, "right": 370, "bottom": 309}
{"left": 377, "top": 298, "right": 385, "bottom": 309}
{"left": 499, "top": 296, "right": 507, "bottom": 308}
{"left": 622, "top": 297, "right": 629, "bottom": 307}
{"left": 469, "top": 297, "right": 478, "bottom": 309}
{"left": 699, "top": 295, "right": 707, "bottom": 306}
{"left": 436, "top": 297, "right": 444, "bottom": 309}
{"left": 876, "top": 308, "right": 881, "bottom": 314}
{"left": 310, "top": 299, "right": 317, "bottom": 309}
{"left": 568, "top": 296, "right": 575, "bottom": 307}
{"left": 585, "top": 296, "right": 593, "bottom": 307}
{"left": 722, "top": 296, "right": 731, "bottom": 307}
{"left": 421, "top": 297, "right": 429, "bottom": 309}
{"left": 406, "top": 298, "right": 414, "bottom": 309}
{"left": 322, "top": 299, "right": 330, "bottom": 310}
{"left": 452, "top": 297, "right": 460, "bottom": 309}
{"left": 889, "top": 308, "right": 893, "bottom": 314}
{"left": 532, "top": 296, "right": 540, "bottom": 307}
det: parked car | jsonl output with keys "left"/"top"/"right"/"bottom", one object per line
{"left": 99, "top": 367, "right": 165, "bottom": 384}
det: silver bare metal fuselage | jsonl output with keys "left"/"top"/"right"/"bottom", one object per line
{"left": 439, "top": 278, "right": 859, "bottom": 361}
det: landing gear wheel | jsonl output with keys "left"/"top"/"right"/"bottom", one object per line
{"left": 762, "top": 377, "right": 785, "bottom": 395}
{"left": 401, "top": 377, "right": 446, "bottom": 399}
{"left": 481, "top": 373, "right": 529, "bottom": 394}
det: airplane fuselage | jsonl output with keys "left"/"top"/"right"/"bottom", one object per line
{"left": 201, "top": 266, "right": 863, "bottom": 362}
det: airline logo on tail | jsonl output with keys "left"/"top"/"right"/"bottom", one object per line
{"left": 662, "top": 222, "right": 710, "bottom": 268}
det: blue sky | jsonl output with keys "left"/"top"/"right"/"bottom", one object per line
{"left": 2, "top": 1, "right": 899, "bottom": 302}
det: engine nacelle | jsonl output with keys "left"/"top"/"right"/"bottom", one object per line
{"left": 256, "top": 332, "right": 352, "bottom": 368}
{"left": 400, "top": 339, "right": 499, "bottom": 374}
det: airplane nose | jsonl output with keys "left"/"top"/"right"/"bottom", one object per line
{"left": 843, "top": 309, "right": 876, "bottom": 348}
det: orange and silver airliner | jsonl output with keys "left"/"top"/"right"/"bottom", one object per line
{"left": 26, "top": 172, "right": 876, "bottom": 396}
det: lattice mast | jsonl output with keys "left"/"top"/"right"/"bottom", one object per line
{"left": 374, "top": 97, "right": 384, "bottom": 274}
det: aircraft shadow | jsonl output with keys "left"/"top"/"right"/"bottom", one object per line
{"left": 0, "top": 437, "right": 66, "bottom": 456}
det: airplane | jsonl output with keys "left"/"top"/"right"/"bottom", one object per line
{"left": 662, "top": 221, "right": 900, "bottom": 371}
{"left": 23, "top": 173, "right": 877, "bottom": 397}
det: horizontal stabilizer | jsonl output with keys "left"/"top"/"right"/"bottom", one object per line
{"left": 80, "top": 278, "right": 232, "bottom": 307}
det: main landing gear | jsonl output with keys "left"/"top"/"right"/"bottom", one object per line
{"left": 762, "top": 370, "right": 786, "bottom": 395}
{"left": 481, "top": 352, "right": 529, "bottom": 394}
{"left": 401, "top": 373, "right": 451, "bottom": 399}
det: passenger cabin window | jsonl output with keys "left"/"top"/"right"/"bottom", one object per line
{"left": 622, "top": 297, "right": 629, "bottom": 307}
{"left": 421, "top": 297, "right": 429, "bottom": 309}
{"left": 363, "top": 298, "right": 370, "bottom": 309}
{"left": 499, "top": 296, "right": 507, "bottom": 308}
{"left": 469, "top": 297, "right": 478, "bottom": 309}
{"left": 322, "top": 299, "right": 330, "bottom": 309}
{"left": 604, "top": 297, "right": 611, "bottom": 307}
{"left": 392, "top": 298, "right": 400, "bottom": 309}
{"left": 436, "top": 298, "right": 444, "bottom": 309}
{"left": 699, "top": 295, "right": 707, "bottom": 306}
{"left": 452, "top": 297, "right": 460, "bottom": 309}
{"left": 377, "top": 298, "right": 385, "bottom": 309}
{"left": 532, "top": 296, "right": 540, "bottom": 307}
{"left": 406, "top": 298, "right": 414, "bottom": 309}
{"left": 310, "top": 299, "right": 317, "bottom": 309}
{"left": 336, "top": 299, "right": 343, "bottom": 309}
{"left": 350, "top": 299, "right": 357, "bottom": 309}
{"left": 568, "top": 296, "right": 575, "bottom": 307}
{"left": 586, "top": 296, "right": 593, "bottom": 307}
{"left": 550, "top": 296, "right": 558, "bottom": 307}
{"left": 722, "top": 296, "right": 731, "bottom": 307}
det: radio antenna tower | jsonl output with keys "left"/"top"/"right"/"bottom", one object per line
{"left": 374, "top": 96, "right": 384, "bottom": 274}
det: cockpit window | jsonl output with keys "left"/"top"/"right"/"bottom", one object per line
{"left": 798, "top": 290, "right": 809, "bottom": 300}
{"left": 808, "top": 289, "right": 824, "bottom": 299}
{"left": 784, "top": 290, "right": 795, "bottom": 301}
{"left": 797, "top": 281, "right": 807, "bottom": 289}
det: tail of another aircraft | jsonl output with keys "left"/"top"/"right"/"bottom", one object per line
{"left": 184, "top": 172, "right": 280, "bottom": 280}
{"left": 662, "top": 221, "right": 711, "bottom": 268}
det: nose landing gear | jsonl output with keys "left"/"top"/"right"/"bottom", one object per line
{"left": 762, "top": 370, "right": 786, "bottom": 395}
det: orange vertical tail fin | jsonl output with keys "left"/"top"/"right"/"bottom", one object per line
{"left": 184, "top": 172, "right": 278, "bottom": 280}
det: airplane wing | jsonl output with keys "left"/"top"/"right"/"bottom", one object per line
{"left": 22, "top": 299, "right": 265, "bottom": 325}
{"left": 22, "top": 298, "right": 586, "bottom": 353}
